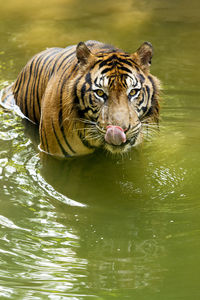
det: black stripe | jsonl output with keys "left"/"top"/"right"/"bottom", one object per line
{"left": 108, "top": 77, "right": 114, "bottom": 87}
{"left": 58, "top": 82, "right": 76, "bottom": 155}
{"left": 32, "top": 49, "right": 60, "bottom": 116}
{"left": 58, "top": 63, "right": 78, "bottom": 94}
{"left": 58, "top": 86, "right": 76, "bottom": 156}
{"left": 58, "top": 109, "right": 63, "bottom": 127}
{"left": 140, "top": 105, "right": 148, "bottom": 115}
{"left": 79, "top": 106, "right": 99, "bottom": 116}
{"left": 29, "top": 57, "right": 43, "bottom": 123}
{"left": 100, "top": 65, "right": 132, "bottom": 74}
{"left": 42, "top": 51, "right": 62, "bottom": 80}
{"left": 94, "top": 78, "right": 102, "bottom": 88}
{"left": 52, "top": 121, "right": 71, "bottom": 157}
{"left": 14, "top": 69, "right": 25, "bottom": 105}
{"left": 14, "top": 72, "right": 23, "bottom": 94}
{"left": 98, "top": 54, "right": 118, "bottom": 68}
{"left": 101, "top": 67, "right": 113, "bottom": 74}
{"left": 133, "top": 76, "right": 138, "bottom": 88}
{"left": 138, "top": 73, "right": 145, "bottom": 83}
{"left": 57, "top": 50, "right": 76, "bottom": 71}
{"left": 72, "top": 75, "right": 83, "bottom": 105}
{"left": 139, "top": 86, "right": 151, "bottom": 118}
{"left": 148, "top": 75, "right": 156, "bottom": 98}
{"left": 32, "top": 81, "right": 39, "bottom": 123}
{"left": 18, "top": 71, "right": 26, "bottom": 112}
{"left": 121, "top": 77, "right": 128, "bottom": 88}
{"left": 48, "top": 50, "right": 67, "bottom": 75}
{"left": 116, "top": 57, "right": 134, "bottom": 67}
{"left": 148, "top": 76, "right": 156, "bottom": 108}
{"left": 40, "top": 120, "right": 50, "bottom": 153}
{"left": 145, "top": 85, "right": 150, "bottom": 100}
{"left": 78, "top": 131, "right": 95, "bottom": 149}
{"left": 144, "top": 75, "right": 158, "bottom": 118}
{"left": 31, "top": 55, "right": 47, "bottom": 119}
{"left": 81, "top": 83, "right": 86, "bottom": 104}
{"left": 66, "top": 64, "right": 78, "bottom": 79}
{"left": 117, "top": 65, "right": 132, "bottom": 73}
{"left": 61, "top": 124, "right": 76, "bottom": 154}
{"left": 56, "top": 63, "right": 73, "bottom": 95}
{"left": 59, "top": 77, "right": 67, "bottom": 120}
{"left": 58, "top": 106, "right": 76, "bottom": 155}
{"left": 24, "top": 60, "right": 34, "bottom": 117}
{"left": 85, "top": 72, "right": 92, "bottom": 86}
{"left": 98, "top": 55, "right": 136, "bottom": 69}
{"left": 138, "top": 91, "right": 145, "bottom": 107}
{"left": 33, "top": 54, "right": 45, "bottom": 79}
{"left": 89, "top": 94, "right": 93, "bottom": 106}
{"left": 36, "top": 50, "right": 61, "bottom": 113}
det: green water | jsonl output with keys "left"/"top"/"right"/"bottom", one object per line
{"left": 0, "top": 0, "right": 200, "bottom": 299}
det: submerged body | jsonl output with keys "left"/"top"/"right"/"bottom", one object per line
{"left": 0, "top": 40, "right": 160, "bottom": 158}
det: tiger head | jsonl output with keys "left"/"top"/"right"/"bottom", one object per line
{"left": 73, "top": 41, "right": 160, "bottom": 155}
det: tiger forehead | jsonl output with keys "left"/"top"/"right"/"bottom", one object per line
{"left": 94, "top": 74, "right": 138, "bottom": 89}
{"left": 96, "top": 52, "right": 137, "bottom": 73}
{"left": 96, "top": 52, "right": 135, "bottom": 65}
{"left": 91, "top": 52, "right": 143, "bottom": 88}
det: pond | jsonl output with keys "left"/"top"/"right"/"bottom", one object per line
{"left": 0, "top": 0, "right": 200, "bottom": 299}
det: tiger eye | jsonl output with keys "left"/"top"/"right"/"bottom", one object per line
{"left": 96, "top": 89, "right": 104, "bottom": 97}
{"left": 129, "top": 89, "right": 137, "bottom": 96}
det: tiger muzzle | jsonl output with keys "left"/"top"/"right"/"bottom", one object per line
{"left": 105, "top": 125, "right": 127, "bottom": 146}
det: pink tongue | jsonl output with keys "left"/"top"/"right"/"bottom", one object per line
{"left": 105, "top": 126, "right": 126, "bottom": 146}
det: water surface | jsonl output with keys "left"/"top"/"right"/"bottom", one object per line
{"left": 0, "top": 0, "right": 200, "bottom": 299}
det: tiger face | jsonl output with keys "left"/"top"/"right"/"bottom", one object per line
{"left": 74, "top": 42, "right": 160, "bottom": 155}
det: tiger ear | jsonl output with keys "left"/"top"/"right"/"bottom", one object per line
{"left": 76, "top": 42, "right": 93, "bottom": 65}
{"left": 133, "top": 42, "right": 153, "bottom": 73}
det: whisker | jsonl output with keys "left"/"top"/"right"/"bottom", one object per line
{"left": 141, "top": 122, "right": 163, "bottom": 130}
{"left": 142, "top": 127, "right": 159, "bottom": 142}
{"left": 141, "top": 123, "right": 159, "bottom": 127}
{"left": 62, "top": 115, "right": 97, "bottom": 125}
{"left": 75, "top": 118, "right": 97, "bottom": 125}
{"left": 142, "top": 128, "right": 159, "bottom": 134}
{"left": 142, "top": 129, "right": 158, "bottom": 136}
{"left": 72, "top": 126, "right": 95, "bottom": 132}
{"left": 84, "top": 133, "right": 103, "bottom": 141}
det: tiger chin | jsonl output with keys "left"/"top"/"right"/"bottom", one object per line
{"left": 0, "top": 40, "right": 160, "bottom": 158}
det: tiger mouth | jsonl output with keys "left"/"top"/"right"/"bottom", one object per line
{"left": 103, "top": 134, "right": 139, "bottom": 154}
{"left": 96, "top": 124, "right": 139, "bottom": 149}
{"left": 107, "top": 135, "right": 138, "bottom": 146}
{"left": 84, "top": 124, "right": 140, "bottom": 154}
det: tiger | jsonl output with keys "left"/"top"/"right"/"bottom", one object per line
{"left": 0, "top": 40, "right": 160, "bottom": 158}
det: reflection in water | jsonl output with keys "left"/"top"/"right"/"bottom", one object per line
{"left": 0, "top": 111, "right": 189, "bottom": 298}
{"left": 0, "top": 103, "right": 199, "bottom": 299}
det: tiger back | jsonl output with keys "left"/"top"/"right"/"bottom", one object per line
{"left": 0, "top": 40, "right": 161, "bottom": 158}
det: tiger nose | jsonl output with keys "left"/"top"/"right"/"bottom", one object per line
{"left": 110, "top": 111, "right": 129, "bottom": 131}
